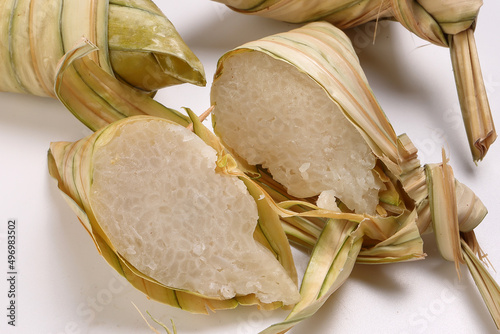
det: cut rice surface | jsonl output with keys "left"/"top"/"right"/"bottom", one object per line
{"left": 212, "top": 51, "right": 381, "bottom": 214}
{"left": 90, "top": 119, "right": 299, "bottom": 305}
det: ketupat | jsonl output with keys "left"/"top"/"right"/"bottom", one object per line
{"left": 211, "top": 21, "right": 409, "bottom": 217}
{"left": 210, "top": 21, "right": 499, "bottom": 331}
{"left": 212, "top": 0, "right": 496, "bottom": 162}
{"left": 0, "top": 0, "right": 205, "bottom": 96}
{"left": 213, "top": 50, "right": 381, "bottom": 215}
{"left": 0, "top": 0, "right": 205, "bottom": 130}
{"left": 47, "top": 114, "right": 301, "bottom": 312}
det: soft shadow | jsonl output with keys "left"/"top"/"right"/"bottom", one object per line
{"left": 345, "top": 21, "right": 427, "bottom": 97}
{"left": 349, "top": 261, "right": 408, "bottom": 294}
{"left": 0, "top": 91, "right": 91, "bottom": 140}
{"left": 179, "top": 7, "right": 299, "bottom": 53}
{"left": 418, "top": 232, "right": 499, "bottom": 333}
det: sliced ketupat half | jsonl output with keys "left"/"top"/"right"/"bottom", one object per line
{"left": 211, "top": 22, "right": 403, "bottom": 217}
{"left": 48, "top": 115, "right": 300, "bottom": 312}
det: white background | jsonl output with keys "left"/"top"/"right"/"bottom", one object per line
{"left": 1, "top": 1, "right": 499, "bottom": 333}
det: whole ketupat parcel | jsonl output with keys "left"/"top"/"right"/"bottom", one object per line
{"left": 0, "top": 0, "right": 206, "bottom": 130}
